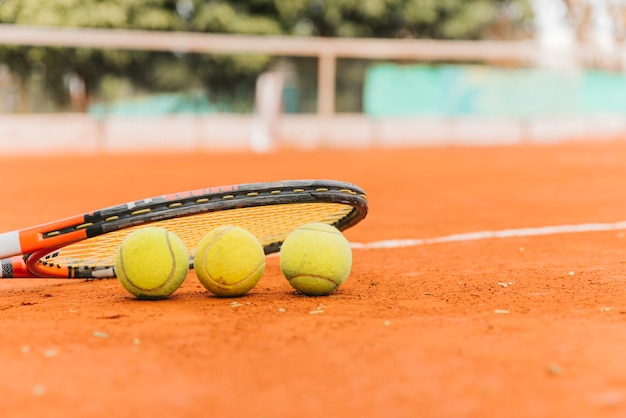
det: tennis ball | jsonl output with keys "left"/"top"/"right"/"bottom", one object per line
{"left": 280, "top": 222, "right": 352, "bottom": 296}
{"left": 115, "top": 227, "right": 189, "bottom": 300}
{"left": 194, "top": 225, "right": 265, "bottom": 297}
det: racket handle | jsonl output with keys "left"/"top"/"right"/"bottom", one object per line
{"left": 1, "top": 256, "right": 31, "bottom": 278}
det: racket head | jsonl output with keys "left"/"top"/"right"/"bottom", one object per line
{"left": 11, "top": 180, "right": 368, "bottom": 278}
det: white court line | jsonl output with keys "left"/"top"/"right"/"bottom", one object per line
{"left": 350, "top": 221, "right": 626, "bottom": 250}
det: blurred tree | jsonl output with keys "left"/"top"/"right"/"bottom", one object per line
{"left": 0, "top": 0, "right": 189, "bottom": 110}
{"left": 0, "top": 0, "right": 533, "bottom": 112}
{"left": 560, "top": 0, "right": 626, "bottom": 70}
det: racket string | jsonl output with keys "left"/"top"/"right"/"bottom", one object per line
{"left": 36, "top": 202, "right": 354, "bottom": 270}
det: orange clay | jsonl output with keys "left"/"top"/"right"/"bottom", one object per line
{"left": 1, "top": 142, "right": 626, "bottom": 417}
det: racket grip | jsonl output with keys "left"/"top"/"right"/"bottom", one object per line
{"left": 1, "top": 256, "right": 31, "bottom": 278}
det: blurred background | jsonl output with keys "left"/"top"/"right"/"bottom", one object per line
{"left": 1, "top": 0, "right": 626, "bottom": 152}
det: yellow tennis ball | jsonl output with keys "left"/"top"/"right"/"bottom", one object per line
{"left": 115, "top": 227, "right": 189, "bottom": 300}
{"left": 194, "top": 225, "right": 265, "bottom": 297}
{"left": 280, "top": 222, "right": 352, "bottom": 296}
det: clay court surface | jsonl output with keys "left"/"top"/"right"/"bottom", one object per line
{"left": 3, "top": 141, "right": 626, "bottom": 417}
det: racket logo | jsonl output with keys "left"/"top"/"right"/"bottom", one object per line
{"left": 164, "top": 185, "right": 239, "bottom": 202}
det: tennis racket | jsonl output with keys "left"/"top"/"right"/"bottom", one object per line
{"left": 0, "top": 179, "right": 368, "bottom": 279}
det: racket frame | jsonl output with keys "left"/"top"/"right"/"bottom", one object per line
{"left": 0, "top": 180, "right": 368, "bottom": 279}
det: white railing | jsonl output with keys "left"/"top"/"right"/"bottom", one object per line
{"left": 0, "top": 24, "right": 552, "bottom": 118}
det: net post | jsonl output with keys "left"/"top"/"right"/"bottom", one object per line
{"left": 317, "top": 49, "right": 336, "bottom": 145}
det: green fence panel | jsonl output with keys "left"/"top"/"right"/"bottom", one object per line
{"left": 88, "top": 91, "right": 220, "bottom": 117}
{"left": 364, "top": 64, "right": 626, "bottom": 117}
